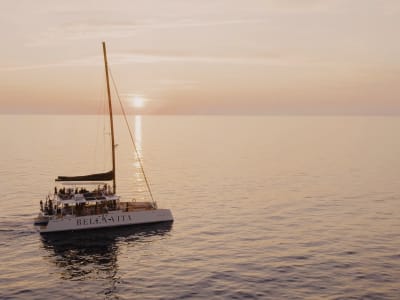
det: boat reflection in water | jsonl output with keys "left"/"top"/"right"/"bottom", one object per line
{"left": 41, "top": 222, "right": 172, "bottom": 282}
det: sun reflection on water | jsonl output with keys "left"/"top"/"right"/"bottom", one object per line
{"left": 134, "top": 115, "right": 142, "bottom": 156}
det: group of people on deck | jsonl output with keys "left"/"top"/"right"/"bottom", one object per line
{"left": 54, "top": 184, "right": 112, "bottom": 198}
{"left": 39, "top": 184, "right": 115, "bottom": 216}
{"left": 39, "top": 197, "right": 54, "bottom": 215}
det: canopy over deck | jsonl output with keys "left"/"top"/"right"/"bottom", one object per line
{"left": 56, "top": 182, "right": 109, "bottom": 186}
{"left": 55, "top": 170, "right": 113, "bottom": 182}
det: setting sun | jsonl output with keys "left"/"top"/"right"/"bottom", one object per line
{"left": 130, "top": 96, "right": 145, "bottom": 108}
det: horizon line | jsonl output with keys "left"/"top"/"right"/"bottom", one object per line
{"left": 1, "top": 112, "right": 400, "bottom": 117}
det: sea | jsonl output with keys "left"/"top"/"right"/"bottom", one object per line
{"left": 0, "top": 115, "right": 399, "bottom": 299}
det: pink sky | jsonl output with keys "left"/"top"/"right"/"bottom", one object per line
{"left": 1, "top": 0, "right": 399, "bottom": 114}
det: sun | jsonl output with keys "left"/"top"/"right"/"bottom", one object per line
{"left": 130, "top": 95, "right": 145, "bottom": 108}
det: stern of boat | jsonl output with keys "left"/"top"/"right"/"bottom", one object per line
{"left": 34, "top": 212, "right": 49, "bottom": 226}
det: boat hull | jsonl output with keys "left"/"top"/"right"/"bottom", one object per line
{"left": 37, "top": 209, "right": 173, "bottom": 233}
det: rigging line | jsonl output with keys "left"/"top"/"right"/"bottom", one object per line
{"left": 108, "top": 68, "right": 156, "bottom": 205}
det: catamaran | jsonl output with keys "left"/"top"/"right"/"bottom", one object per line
{"left": 34, "top": 42, "right": 173, "bottom": 233}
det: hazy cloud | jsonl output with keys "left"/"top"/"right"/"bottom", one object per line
{"left": 0, "top": 52, "right": 290, "bottom": 71}
{"left": 27, "top": 17, "right": 269, "bottom": 47}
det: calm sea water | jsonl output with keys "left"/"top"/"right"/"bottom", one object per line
{"left": 0, "top": 115, "right": 400, "bottom": 299}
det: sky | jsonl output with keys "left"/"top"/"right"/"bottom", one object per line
{"left": 0, "top": 0, "right": 399, "bottom": 115}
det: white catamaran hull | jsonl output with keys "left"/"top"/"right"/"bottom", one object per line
{"left": 38, "top": 209, "right": 173, "bottom": 233}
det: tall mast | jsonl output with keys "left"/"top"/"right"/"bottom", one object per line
{"left": 102, "top": 41, "right": 116, "bottom": 194}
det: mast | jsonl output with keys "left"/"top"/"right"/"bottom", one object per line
{"left": 102, "top": 41, "right": 116, "bottom": 194}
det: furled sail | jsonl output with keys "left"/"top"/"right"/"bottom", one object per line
{"left": 55, "top": 170, "right": 114, "bottom": 182}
